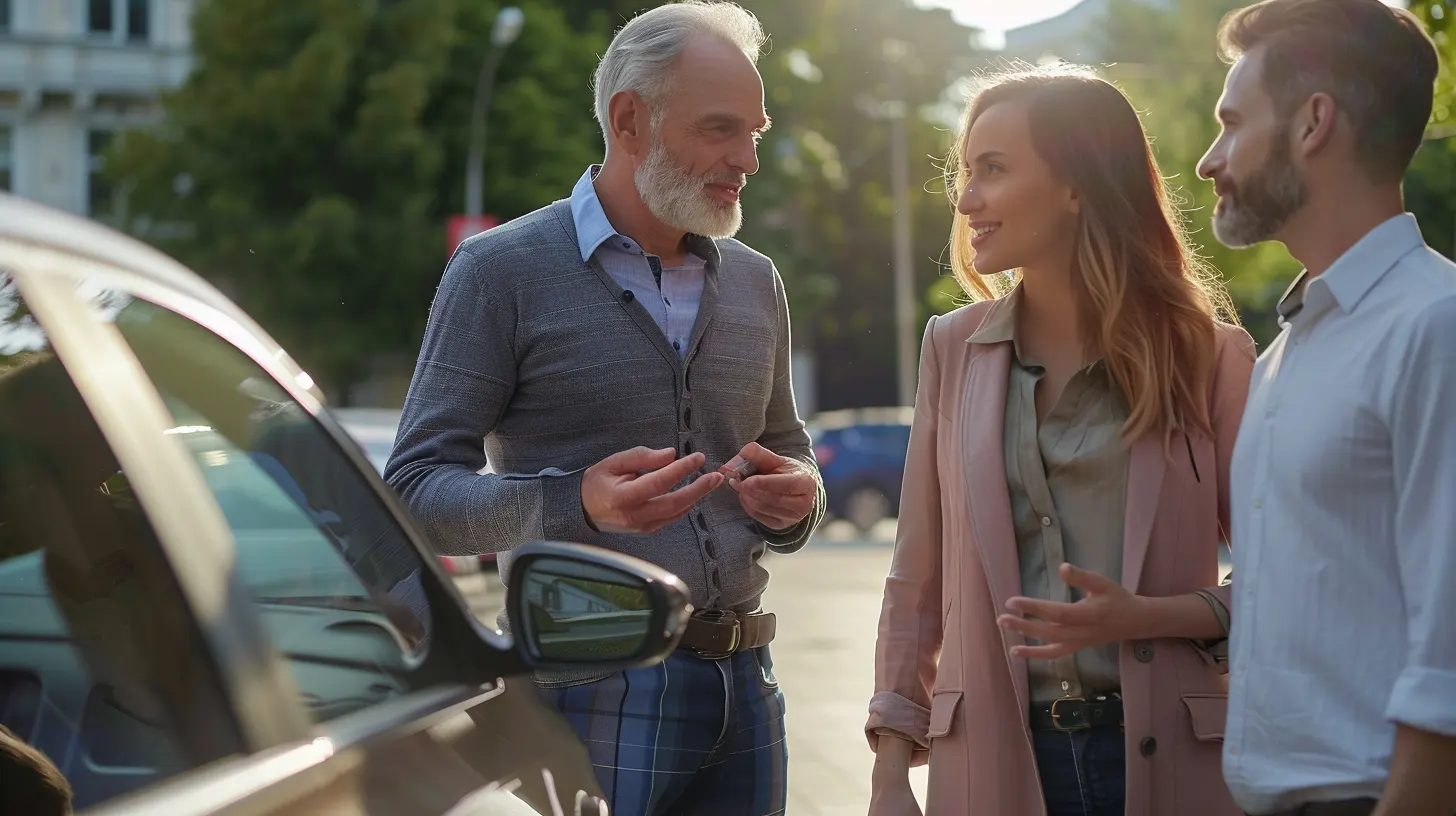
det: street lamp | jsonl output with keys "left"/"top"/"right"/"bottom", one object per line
{"left": 465, "top": 6, "right": 525, "bottom": 218}
{"left": 880, "top": 39, "right": 917, "bottom": 409}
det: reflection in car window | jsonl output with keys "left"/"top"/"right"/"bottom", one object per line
{"left": 72, "top": 284, "right": 436, "bottom": 725}
{"left": 0, "top": 273, "right": 190, "bottom": 810}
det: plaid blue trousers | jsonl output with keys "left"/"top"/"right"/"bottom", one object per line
{"left": 541, "top": 647, "right": 788, "bottom": 816}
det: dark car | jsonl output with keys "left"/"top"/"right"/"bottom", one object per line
{"left": 808, "top": 407, "right": 913, "bottom": 532}
{"left": 0, "top": 193, "right": 693, "bottom": 816}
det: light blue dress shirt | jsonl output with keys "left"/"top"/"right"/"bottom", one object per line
{"left": 1224, "top": 214, "right": 1456, "bottom": 814}
{"left": 570, "top": 166, "right": 706, "bottom": 359}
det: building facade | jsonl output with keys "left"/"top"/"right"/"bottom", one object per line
{"left": 0, "top": 0, "right": 193, "bottom": 220}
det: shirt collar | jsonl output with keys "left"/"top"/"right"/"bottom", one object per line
{"left": 569, "top": 165, "right": 618, "bottom": 262}
{"left": 967, "top": 285, "right": 1111, "bottom": 374}
{"left": 967, "top": 288, "right": 1018, "bottom": 346}
{"left": 568, "top": 165, "right": 722, "bottom": 267}
{"left": 1279, "top": 213, "right": 1424, "bottom": 322}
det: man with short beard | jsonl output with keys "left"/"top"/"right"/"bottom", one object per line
{"left": 386, "top": 3, "right": 821, "bottom": 813}
{"left": 1197, "top": 1, "right": 1456, "bottom": 815}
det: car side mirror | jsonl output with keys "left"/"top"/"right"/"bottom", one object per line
{"left": 508, "top": 541, "right": 692, "bottom": 671}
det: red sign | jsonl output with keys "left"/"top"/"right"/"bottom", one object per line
{"left": 448, "top": 214, "right": 501, "bottom": 255}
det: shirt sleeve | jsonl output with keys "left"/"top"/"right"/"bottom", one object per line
{"left": 1384, "top": 294, "right": 1456, "bottom": 737}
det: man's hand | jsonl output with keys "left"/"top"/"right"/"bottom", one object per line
{"left": 718, "top": 442, "right": 817, "bottom": 531}
{"left": 996, "top": 563, "right": 1149, "bottom": 659}
{"left": 582, "top": 447, "right": 723, "bottom": 535}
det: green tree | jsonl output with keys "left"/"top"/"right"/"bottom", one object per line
{"left": 734, "top": 0, "right": 990, "bottom": 408}
{"left": 109, "top": 0, "right": 608, "bottom": 400}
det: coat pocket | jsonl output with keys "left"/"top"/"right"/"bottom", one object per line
{"left": 927, "top": 691, "right": 963, "bottom": 739}
{"left": 1180, "top": 693, "right": 1227, "bottom": 742}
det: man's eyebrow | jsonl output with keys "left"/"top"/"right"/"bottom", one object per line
{"left": 695, "top": 112, "right": 773, "bottom": 133}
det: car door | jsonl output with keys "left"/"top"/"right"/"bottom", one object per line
{"left": 0, "top": 247, "right": 610, "bottom": 815}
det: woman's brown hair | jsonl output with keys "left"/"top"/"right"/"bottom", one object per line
{"left": 946, "top": 63, "right": 1239, "bottom": 442}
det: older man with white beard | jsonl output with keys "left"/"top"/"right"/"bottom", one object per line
{"left": 386, "top": 3, "right": 822, "bottom": 814}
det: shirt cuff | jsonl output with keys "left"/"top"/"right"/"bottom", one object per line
{"left": 541, "top": 469, "right": 595, "bottom": 544}
{"left": 1194, "top": 588, "right": 1231, "bottom": 637}
{"left": 866, "top": 691, "right": 931, "bottom": 750}
{"left": 1386, "top": 666, "right": 1456, "bottom": 737}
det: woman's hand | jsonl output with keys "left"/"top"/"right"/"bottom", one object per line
{"left": 996, "top": 563, "right": 1151, "bottom": 659}
{"left": 869, "top": 734, "right": 924, "bottom": 816}
{"left": 869, "top": 776, "right": 923, "bottom": 816}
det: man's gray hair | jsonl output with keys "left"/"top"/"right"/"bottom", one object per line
{"left": 593, "top": 1, "right": 767, "bottom": 143}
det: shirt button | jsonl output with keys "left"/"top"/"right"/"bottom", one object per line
{"left": 1253, "top": 499, "right": 1263, "bottom": 509}
{"left": 1041, "top": 516, "right": 1052, "bottom": 527}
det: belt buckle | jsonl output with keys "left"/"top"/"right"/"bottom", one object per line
{"left": 690, "top": 610, "right": 741, "bottom": 660}
{"left": 1049, "top": 696, "right": 1090, "bottom": 733}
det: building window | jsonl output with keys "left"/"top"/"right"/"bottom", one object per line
{"left": 127, "top": 0, "right": 150, "bottom": 41}
{"left": 0, "top": 128, "right": 11, "bottom": 193}
{"left": 0, "top": 0, "right": 12, "bottom": 34}
{"left": 89, "top": 130, "right": 114, "bottom": 219}
{"left": 88, "top": 0, "right": 115, "bottom": 34}
{"left": 89, "top": 0, "right": 150, "bottom": 43}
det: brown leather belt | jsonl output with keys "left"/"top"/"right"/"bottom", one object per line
{"left": 1029, "top": 693, "right": 1123, "bottom": 732}
{"left": 677, "top": 610, "right": 776, "bottom": 659}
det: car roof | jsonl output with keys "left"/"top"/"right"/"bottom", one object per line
{"left": 0, "top": 193, "right": 262, "bottom": 331}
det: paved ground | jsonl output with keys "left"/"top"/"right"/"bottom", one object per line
{"left": 454, "top": 519, "right": 918, "bottom": 814}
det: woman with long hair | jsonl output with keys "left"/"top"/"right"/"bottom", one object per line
{"left": 865, "top": 65, "right": 1255, "bottom": 816}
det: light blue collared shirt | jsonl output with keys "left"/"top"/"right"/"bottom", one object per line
{"left": 1224, "top": 213, "right": 1456, "bottom": 813}
{"left": 570, "top": 166, "right": 706, "bottom": 359}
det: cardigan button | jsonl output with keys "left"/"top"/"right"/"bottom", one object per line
{"left": 622, "top": 290, "right": 635, "bottom": 302}
{"left": 1140, "top": 737, "right": 1157, "bottom": 757}
{"left": 1134, "top": 641, "right": 1155, "bottom": 662}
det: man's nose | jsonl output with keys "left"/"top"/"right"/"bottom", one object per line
{"left": 1196, "top": 148, "right": 1222, "bottom": 181}
{"left": 730, "top": 135, "right": 760, "bottom": 177}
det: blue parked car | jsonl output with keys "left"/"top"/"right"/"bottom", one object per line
{"left": 808, "top": 407, "right": 914, "bottom": 533}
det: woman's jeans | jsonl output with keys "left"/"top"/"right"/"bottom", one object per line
{"left": 1033, "top": 725, "right": 1126, "bottom": 816}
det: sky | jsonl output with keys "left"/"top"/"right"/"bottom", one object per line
{"left": 915, "top": 0, "right": 1408, "bottom": 50}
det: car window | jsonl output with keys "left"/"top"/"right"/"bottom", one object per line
{"left": 70, "top": 284, "right": 437, "bottom": 723}
{"left": 0, "top": 274, "right": 194, "bottom": 810}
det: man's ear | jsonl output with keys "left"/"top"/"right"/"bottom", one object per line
{"left": 608, "top": 91, "right": 652, "bottom": 158}
{"left": 1296, "top": 92, "right": 1337, "bottom": 160}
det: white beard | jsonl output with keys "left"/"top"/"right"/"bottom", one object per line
{"left": 634, "top": 137, "right": 743, "bottom": 239}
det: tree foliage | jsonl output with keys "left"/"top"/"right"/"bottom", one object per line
{"left": 112, "top": 0, "right": 607, "bottom": 398}
{"left": 121, "top": 0, "right": 1456, "bottom": 405}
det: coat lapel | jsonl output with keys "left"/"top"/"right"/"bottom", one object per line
{"left": 958, "top": 341, "right": 1032, "bottom": 708}
{"left": 1121, "top": 434, "right": 1166, "bottom": 594}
